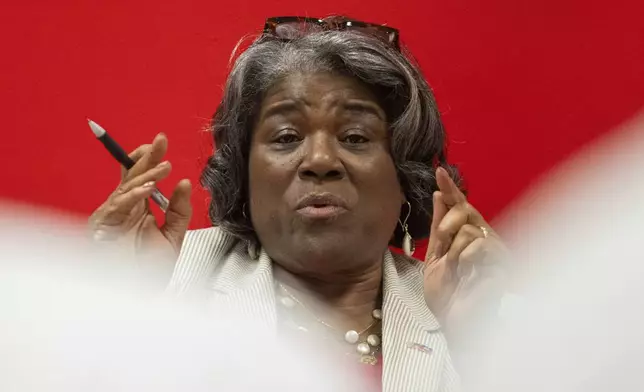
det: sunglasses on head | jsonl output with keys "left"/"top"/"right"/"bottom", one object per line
{"left": 263, "top": 16, "right": 400, "bottom": 50}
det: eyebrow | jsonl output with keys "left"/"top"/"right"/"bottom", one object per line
{"left": 259, "top": 100, "right": 301, "bottom": 122}
{"left": 342, "top": 100, "right": 386, "bottom": 121}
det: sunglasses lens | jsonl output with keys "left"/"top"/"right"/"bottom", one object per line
{"left": 274, "top": 21, "right": 325, "bottom": 40}
{"left": 352, "top": 26, "right": 396, "bottom": 45}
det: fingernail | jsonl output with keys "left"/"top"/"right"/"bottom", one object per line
{"left": 143, "top": 181, "right": 155, "bottom": 188}
{"left": 157, "top": 161, "right": 170, "bottom": 168}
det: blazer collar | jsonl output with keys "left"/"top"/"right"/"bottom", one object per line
{"left": 209, "top": 244, "right": 454, "bottom": 392}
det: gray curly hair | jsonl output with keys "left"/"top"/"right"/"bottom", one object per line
{"left": 201, "top": 29, "right": 462, "bottom": 247}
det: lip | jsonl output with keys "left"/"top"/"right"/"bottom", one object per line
{"left": 295, "top": 193, "right": 349, "bottom": 219}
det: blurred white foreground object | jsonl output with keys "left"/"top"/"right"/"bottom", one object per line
{"left": 0, "top": 205, "right": 365, "bottom": 392}
{"left": 466, "top": 111, "right": 644, "bottom": 392}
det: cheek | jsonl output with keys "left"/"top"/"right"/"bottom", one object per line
{"left": 358, "top": 155, "right": 403, "bottom": 200}
{"left": 352, "top": 154, "right": 404, "bottom": 224}
{"left": 248, "top": 148, "right": 295, "bottom": 217}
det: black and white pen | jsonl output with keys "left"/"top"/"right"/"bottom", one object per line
{"left": 87, "top": 118, "right": 170, "bottom": 212}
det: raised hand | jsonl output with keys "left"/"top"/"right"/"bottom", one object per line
{"left": 88, "top": 133, "right": 192, "bottom": 265}
{"left": 423, "top": 167, "right": 508, "bottom": 340}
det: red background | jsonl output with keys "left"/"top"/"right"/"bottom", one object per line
{"left": 1, "top": 1, "right": 642, "bottom": 258}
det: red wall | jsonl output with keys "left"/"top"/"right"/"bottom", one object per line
{"left": 1, "top": 1, "right": 643, "bottom": 245}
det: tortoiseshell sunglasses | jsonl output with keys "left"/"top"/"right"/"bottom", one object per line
{"left": 263, "top": 16, "right": 400, "bottom": 50}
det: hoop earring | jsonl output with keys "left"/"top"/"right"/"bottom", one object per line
{"left": 242, "top": 203, "right": 248, "bottom": 220}
{"left": 399, "top": 201, "right": 415, "bottom": 257}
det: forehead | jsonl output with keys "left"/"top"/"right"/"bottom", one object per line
{"left": 261, "top": 73, "right": 380, "bottom": 107}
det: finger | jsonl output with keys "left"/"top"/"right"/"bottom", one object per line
{"left": 427, "top": 191, "right": 448, "bottom": 263}
{"left": 445, "top": 224, "right": 486, "bottom": 278}
{"left": 436, "top": 167, "right": 466, "bottom": 207}
{"left": 98, "top": 182, "right": 158, "bottom": 226}
{"left": 432, "top": 203, "right": 471, "bottom": 258}
{"left": 122, "top": 133, "right": 168, "bottom": 182}
{"left": 120, "top": 144, "right": 151, "bottom": 180}
{"left": 91, "top": 220, "right": 126, "bottom": 241}
{"left": 113, "top": 160, "right": 172, "bottom": 196}
{"left": 460, "top": 235, "right": 509, "bottom": 273}
{"left": 160, "top": 179, "right": 192, "bottom": 250}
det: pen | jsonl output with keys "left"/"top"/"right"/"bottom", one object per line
{"left": 87, "top": 118, "right": 170, "bottom": 212}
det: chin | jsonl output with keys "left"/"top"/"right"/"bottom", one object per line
{"left": 287, "top": 232, "right": 382, "bottom": 274}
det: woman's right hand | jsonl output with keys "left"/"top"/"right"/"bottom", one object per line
{"left": 88, "top": 133, "right": 192, "bottom": 263}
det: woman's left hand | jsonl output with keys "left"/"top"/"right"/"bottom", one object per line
{"left": 423, "top": 167, "right": 509, "bottom": 340}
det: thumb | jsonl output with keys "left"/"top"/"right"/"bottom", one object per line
{"left": 161, "top": 179, "right": 192, "bottom": 249}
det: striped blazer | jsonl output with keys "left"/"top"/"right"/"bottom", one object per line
{"left": 167, "top": 227, "right": 460, "bottom": 391}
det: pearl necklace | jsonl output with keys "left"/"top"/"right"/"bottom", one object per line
{"left": 277, "top": 283, "right": 383, "bottom": 365}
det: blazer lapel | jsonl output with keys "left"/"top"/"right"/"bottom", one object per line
{"left": 381, "top": 252, "right": 458, "bottom": 392}
{"left": 207, "top": 242, "right": 278, "bottom": 332}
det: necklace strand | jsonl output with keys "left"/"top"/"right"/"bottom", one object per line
{"left": 276, "top": 282, "right": 383, "bottom": 365}
{"left": 277, "top": 282, "right": 377, "bottom": 334}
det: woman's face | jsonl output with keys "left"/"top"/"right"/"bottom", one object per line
{"left": 248, "top": 72, "right": 404, "bottom": 275}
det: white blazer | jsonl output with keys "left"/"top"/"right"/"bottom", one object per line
{"left": 167, "top": 227, "right": 460, "bottom": 391}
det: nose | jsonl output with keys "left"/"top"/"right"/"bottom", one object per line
{"left": 298, "top": 132, "right": 345, "bottom": 182}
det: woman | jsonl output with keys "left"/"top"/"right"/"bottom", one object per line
{"left": 89, "top": 16, "right": 507, "bottom": 391}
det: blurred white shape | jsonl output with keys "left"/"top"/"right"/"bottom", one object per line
{"left": 0, "top": 203, "right": 366, "bottom": 392}
{"left": 467, "top": 110, "right": 644, "bottom": 392}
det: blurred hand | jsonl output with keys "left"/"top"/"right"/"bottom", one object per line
{"left": 88, "top": 133, "right": 192, "bottom": 262}
{"left": 423, "top": 167, "right": 509, "bottom": 341}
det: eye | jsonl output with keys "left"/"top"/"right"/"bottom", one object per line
{"left": 275, "top": 134, "right": 300, "bottom": 144}
{"left": 272, "top": 129, "right": 301, "bottom": 145}
{"left": 342, "top": 132, "right": 370, "bottom": 144}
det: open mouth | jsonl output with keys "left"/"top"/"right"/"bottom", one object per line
{"left": 296, "top": 192, "right": 348, "bottom": 220}
{"left": 297, "top": 204, "right": 347, "bottom": 219}
{"left": 295, "top": 193, "right": 349, "bottom": 220}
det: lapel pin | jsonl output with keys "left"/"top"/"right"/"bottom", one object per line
{"left": 407, "top": 342, "right": 433, "bottom": 355}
